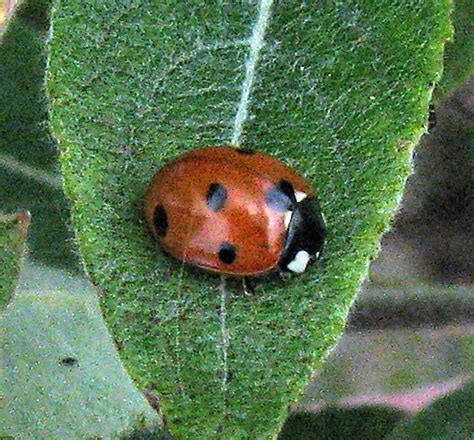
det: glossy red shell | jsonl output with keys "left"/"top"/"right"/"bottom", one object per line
{"left": 145, "top": 146, "right": 315, "bottom": 276}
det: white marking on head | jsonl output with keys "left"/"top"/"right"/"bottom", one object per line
{"left": 295, "top": 191, "right": 307, "bottom": 203}
{"left": 287, "top": 250, "right": 311, "bottom": 273}
{"left": 284, "top": 210, "right": 293, "bottom": 229}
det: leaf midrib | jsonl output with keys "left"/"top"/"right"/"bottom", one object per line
{"left": 230, "top": 0, "right": 274, "bottom": 147}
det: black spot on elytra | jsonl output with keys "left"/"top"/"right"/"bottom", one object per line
{"left": 218, "top": 242, "right": 236, "bottom": 264}
{"left": 206, "top": 183, "right": 227, "bottom": 212}
{"left": 236, "top": 148, "right": 255, "bottom": 155}
{"left": 154, "top": 205, "right": 168, "bottom": 236}
{"left": 265, "top": 179, "right": 296, "bottom": 212}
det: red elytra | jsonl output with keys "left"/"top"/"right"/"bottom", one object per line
{"left": 145, "top": 146, "right": 326, "bottom": 277}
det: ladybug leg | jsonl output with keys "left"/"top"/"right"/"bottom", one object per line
{"left": 242, "top": 277, "right": 255, "bottom": 296}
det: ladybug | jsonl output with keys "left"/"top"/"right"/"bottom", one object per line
{"left": 145, "top": 146, "right": 326, "bottom": 293}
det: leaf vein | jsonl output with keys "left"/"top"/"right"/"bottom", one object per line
{"left": 231, "top": 0, "right": 274, "bottom": 146}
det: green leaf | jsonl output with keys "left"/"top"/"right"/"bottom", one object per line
{"left": 0, "top": 291, "right": 163, "bottom": 439}
{"left": 279, "top": 406, "right": 407, "bottom": 440}
{"left": 0, "top": 212, "right": 29, "bottom": 310}
{"left": 0, "top": 0, "right": 80, "bottom": 273}
{"left": 49, "top": 1, "right": 452, "bottom": 438}
{"left": 433, "top": 0, "right": 474, "bottom": 106}
{"left": 387, "top": 381, "right": 474, "bottom": 440}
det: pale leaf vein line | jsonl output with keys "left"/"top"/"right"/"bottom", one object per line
{"left": 231, "top": 0, "right": 274, "bottom": 146}
{"left": 219, "top": 276, "right": 229, "bottom": 398}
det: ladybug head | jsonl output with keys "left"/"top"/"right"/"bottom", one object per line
{"left": 278, "top": 196, "right": 326, "bottom": 274}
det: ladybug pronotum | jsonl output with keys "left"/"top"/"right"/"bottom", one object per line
{"left": 145, "top": 146, "right": 326, "bottom": 292}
